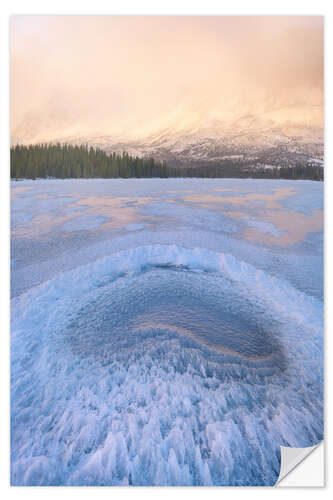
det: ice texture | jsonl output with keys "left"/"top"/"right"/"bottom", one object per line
{"left": 11, "top": 179, "right": 323, "bottom": 486}
{"left": 243, "top": 218, "right": 283, "bottom": 237}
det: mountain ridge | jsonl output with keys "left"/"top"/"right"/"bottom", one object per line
{"left": 12, "top": 115, "right": 324, "bottom": 168}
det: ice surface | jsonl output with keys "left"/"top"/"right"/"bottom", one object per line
{"left": 61, "top": 214, "right": 109, "bottom": 232}
{"left": 125, "top": 223, "right": 145, "bottom": 231}
{"left": 11, "top": 179, "right": 323, "bottom": 486}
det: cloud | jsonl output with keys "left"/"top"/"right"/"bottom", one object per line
{"left": 10, "top": 16, "right": 324, "bottom": 143}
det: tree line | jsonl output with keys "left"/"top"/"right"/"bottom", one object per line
{"left": 10, "top": 143, "right": 323, "bottom": 180}
{"left": 10, "top": 143, "right": 169, "bottom": 179}
{"left": 249, "top": 165, "right": 323, "bottom": 181}
{"left": 179, "top": 163, "right": 323, "bottom": 180}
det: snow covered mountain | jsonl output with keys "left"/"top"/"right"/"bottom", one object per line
{"left": 52, "top": 116, "right": 323, "bottom": 167}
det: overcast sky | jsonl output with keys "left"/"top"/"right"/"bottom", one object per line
{"left": 10, "top": 16, "right": 324, "bottom": 144}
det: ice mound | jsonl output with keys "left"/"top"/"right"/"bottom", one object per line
{"left": 67, "top": 268, "right": 287, "bottom": 371}
{"left": 11, "top": 245, "right": 323, "bottom": 486}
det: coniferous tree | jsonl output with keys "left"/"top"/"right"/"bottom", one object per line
{"left": 10, "top": 143, "right": 323, "bottom": 181}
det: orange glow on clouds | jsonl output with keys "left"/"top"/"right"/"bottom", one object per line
{"left": 10, "top": 16, "right": 323, "bottom": 144}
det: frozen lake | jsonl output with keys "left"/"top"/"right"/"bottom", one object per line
{"left": 11, "top": 178, "right": 324, "bottom": 485}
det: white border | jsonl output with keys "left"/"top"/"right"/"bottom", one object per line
{"left": 1, "top": 1, "right": 332, "bottom": 498}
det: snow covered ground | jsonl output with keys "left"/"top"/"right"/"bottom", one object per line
{"left": 11, "top": 178, "right": 323, "bottom": 485}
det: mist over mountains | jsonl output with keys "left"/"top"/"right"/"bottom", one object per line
{"left": 39, "top": 114, "right": 323, "bottom": 169}
{"left": 11, "top": 16, "right": 323, "bottom": 171}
